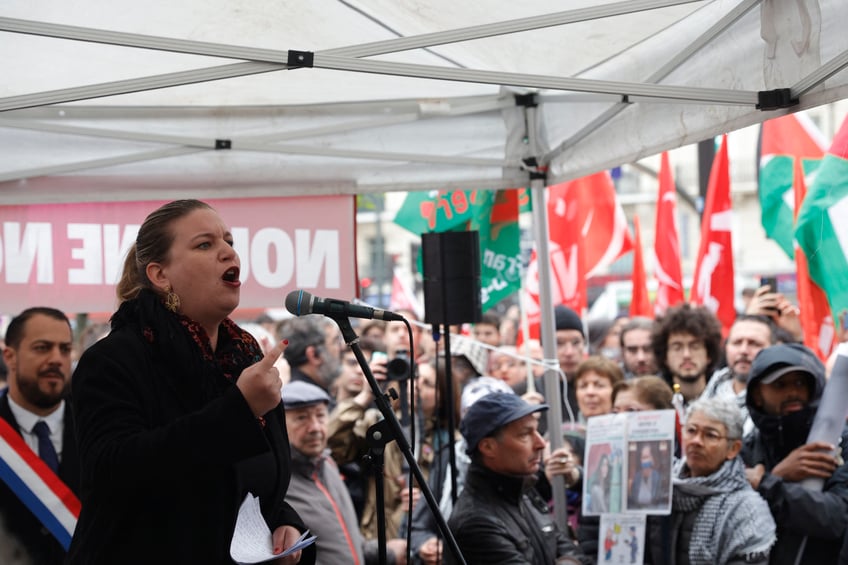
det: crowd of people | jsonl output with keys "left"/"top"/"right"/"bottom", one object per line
{"left": 0, "top": 198, "right": 847, "bottom": 564}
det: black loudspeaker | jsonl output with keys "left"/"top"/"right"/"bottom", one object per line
{"left": 422, "top": 231, "right": 482, "bottom": 325}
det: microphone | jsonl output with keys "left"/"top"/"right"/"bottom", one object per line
{"left": 285, "top": 290, "right": 405, "bottom": 322}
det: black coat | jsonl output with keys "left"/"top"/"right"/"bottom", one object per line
{"left": 741, "top": 358, "right": 848, "bottom": 565}
{"left": 0, "top": 393, "right": 80, "bottom": 565}
{"left": 445, "top": 463, "right": 586, "bottom": 564}
{"left": 67, "top": 297, "right": 314, "bottom": 565}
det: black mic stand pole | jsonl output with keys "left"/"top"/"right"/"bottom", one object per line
{"left": 331, "top": 314, "right": 467, "bottom": 565}
{"left": 440, "top": 323, "right": 459, "bottom": 504}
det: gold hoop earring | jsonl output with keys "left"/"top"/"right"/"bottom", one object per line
{"left": 164, "top": 286, "right": 181, "bottom": 313}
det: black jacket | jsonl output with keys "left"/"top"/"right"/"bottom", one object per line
{"left": 741, "top": 358, "right": 848, "bottom": 565}
{"left": 445, "top": 462, "right": 586, "bottom": 564}
{"left": 67, "top": 294, "right": 314, "bottom": 565}
{"left": 0, "top": 393, "right": 79, "bottom": 565}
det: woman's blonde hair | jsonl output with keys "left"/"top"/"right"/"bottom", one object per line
{"left": 116, "top": 199, "right": 213, "bottom": 303}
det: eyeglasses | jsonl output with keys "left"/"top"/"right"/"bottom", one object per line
{"left": 681, "top": 425, "right": 732, "bottom": 443}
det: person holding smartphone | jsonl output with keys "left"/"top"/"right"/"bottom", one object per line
{"left": 745, "top": 276, "right": 803, "bottom": 342}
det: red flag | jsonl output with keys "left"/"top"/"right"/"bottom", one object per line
{"left": 630, "top": 215, "right": 652, "bottom": 318}
{"left": 690, "top": 135, "right": 735, "bottom": 333}
{"left": 653, "top": 152, "right": 684, "bottom": 315}
{"left": 390, "top": 268, "right": 423, "bottom": 320}
{"left": 522, "top": 172, "right": 633, "bottom": 340}
{"left": 792, "top": 157, "right": 836, "bottom": 361}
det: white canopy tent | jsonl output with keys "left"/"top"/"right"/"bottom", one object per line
{"left": 1, "top": 0, "right": 846, "bottom": 205}
{"left": 2, "top": 0, "right": 848, "bottom": 530}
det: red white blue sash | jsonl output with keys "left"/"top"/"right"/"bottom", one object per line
{"left": 0, "top": 416, "right": 80, "bottom": 549}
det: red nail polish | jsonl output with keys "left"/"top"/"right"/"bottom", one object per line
{"left": 283, "top": 339, "right": 289, "bottom": 345}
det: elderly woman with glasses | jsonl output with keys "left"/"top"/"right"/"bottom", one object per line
{"left": 646, "top": 396, "right": 775, "bottom": 565}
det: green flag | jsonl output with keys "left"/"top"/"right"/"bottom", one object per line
{"left": 795, "top": 116, "right": 848, "bottom": 322}
{"left": 759, "top": 114, "right": 825, "bottom": 259}
{"left": 473, "top": 190, "right": 524, "bottom": 310}
{"left": 393, "top": 190, "right": 480, "bottom": 234}
{"left": 394, "top": 189, "right": 527, "bottom": 312}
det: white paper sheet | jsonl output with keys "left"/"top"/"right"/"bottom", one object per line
{"left": 230, "top": 493, "right": 316, "bottom": 564}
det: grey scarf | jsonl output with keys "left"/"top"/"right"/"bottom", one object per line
{"left": 673, "top": 456, "right": 775, "bottom": 565}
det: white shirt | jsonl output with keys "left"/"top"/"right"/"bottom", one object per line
{"left": 7, "top": 395, "right": 65, "bottom": 462}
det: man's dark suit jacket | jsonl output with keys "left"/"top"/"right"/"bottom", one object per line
{"left": 0, "top": 392, "right": 80, "bottom": 565}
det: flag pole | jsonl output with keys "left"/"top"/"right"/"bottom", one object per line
{"left": 524, "top": 103, "right": 568, "bottom": 529}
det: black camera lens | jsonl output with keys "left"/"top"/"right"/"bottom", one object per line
{"left": 386, "top": 350, "right": 411, "bottom": 381}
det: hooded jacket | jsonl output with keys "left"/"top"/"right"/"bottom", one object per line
{"left": 740, "top": 350, "right": 848, "bottom": 565}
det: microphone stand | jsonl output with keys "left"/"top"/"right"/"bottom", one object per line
{"left": 331, "top": 314, "right": 466, "bottom": 565}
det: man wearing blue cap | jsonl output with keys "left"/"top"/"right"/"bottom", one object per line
{"left": 742, "top": 343, "right": 848, "bottom": 565}
{"left": 445, "top": 392, "right": 586, "bottom": 564}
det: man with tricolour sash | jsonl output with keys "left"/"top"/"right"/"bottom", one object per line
{"left": 0, "top": 307, "right": 80, "bottom": 564}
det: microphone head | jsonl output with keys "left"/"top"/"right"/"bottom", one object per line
{"left": 285, "top": 290, "right": 311, "bottom": 316}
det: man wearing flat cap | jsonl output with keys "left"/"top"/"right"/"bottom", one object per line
{"left": 445, "top": 392, "right": 586, "bottom": 564}
{"left": 282, "top": 381, "right": 406, "bottom": 565}
{"left": 741, "top": 343, "right": 848, "bottom": 565}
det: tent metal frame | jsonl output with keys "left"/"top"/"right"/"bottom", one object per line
{"left": 0, "top": 0, "right": 773, "bottom": 188}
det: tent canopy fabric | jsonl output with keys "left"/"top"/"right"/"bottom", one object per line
{"left": 1, "top": 0, "right": 848, "bottom": 205}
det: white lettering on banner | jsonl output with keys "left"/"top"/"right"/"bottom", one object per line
{"left": 237, "top": 227, "right": 341, "bottom": 288}
{"left": 250, "top": 228, "right": 295, "bottom": 287}
{"left": 1, "top": 222, "right": 54, "bottom": 283}
{"left": 0, "top": 221, "right": 341, "bottom": 290}
{"left": 296, "top": 229, "right": 340, "bottom": 288}
{"left": 67, "top": 224, "right": 141, "bottom": 285}
{"left": 67, "top": 224, "right": 102, "bottom": 284}
{"left": 103, "top": 224, "right": 140, "bottom": 284}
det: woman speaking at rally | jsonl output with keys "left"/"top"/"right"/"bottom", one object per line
{"left": 67, "top": 200, "right": 314, "bottom": 565}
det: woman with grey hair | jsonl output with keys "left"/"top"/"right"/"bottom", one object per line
{"left": 646, "top": 396, "right": 775, "bottom": 565}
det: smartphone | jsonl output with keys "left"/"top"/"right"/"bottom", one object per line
{"left": 760, "top": 276, "right": 778, "bottom": 291}
{"left": 759, "top": 276, "right": 781, "bottom": 317}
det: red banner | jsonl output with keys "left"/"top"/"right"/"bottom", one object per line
{"left": 0, "top": 196, "right": 356, "bottom": 314}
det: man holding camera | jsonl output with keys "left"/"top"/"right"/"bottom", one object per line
{"left": 327, "top": 343, "right": 420, "bottom": 543}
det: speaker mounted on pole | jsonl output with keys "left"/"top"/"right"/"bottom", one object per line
{"left": 422, "top": 231, "right": 482, "bottom": 326}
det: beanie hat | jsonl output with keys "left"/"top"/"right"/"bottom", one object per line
{"left": 555, "top": 305, "right": 584, "bottom": 338}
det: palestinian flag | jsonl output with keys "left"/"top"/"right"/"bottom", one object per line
{"left": 759, "top": 113, "right": 826, "bottom": 258}
{"left": 792, "top": 158, "right": 835, "bottom": 361}
{"left": 795, "top": 115, "right": 848, "bottom": 328}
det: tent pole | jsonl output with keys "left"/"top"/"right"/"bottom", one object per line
{"left": 524, "top": 103, "right": 569, "bottom": 530}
